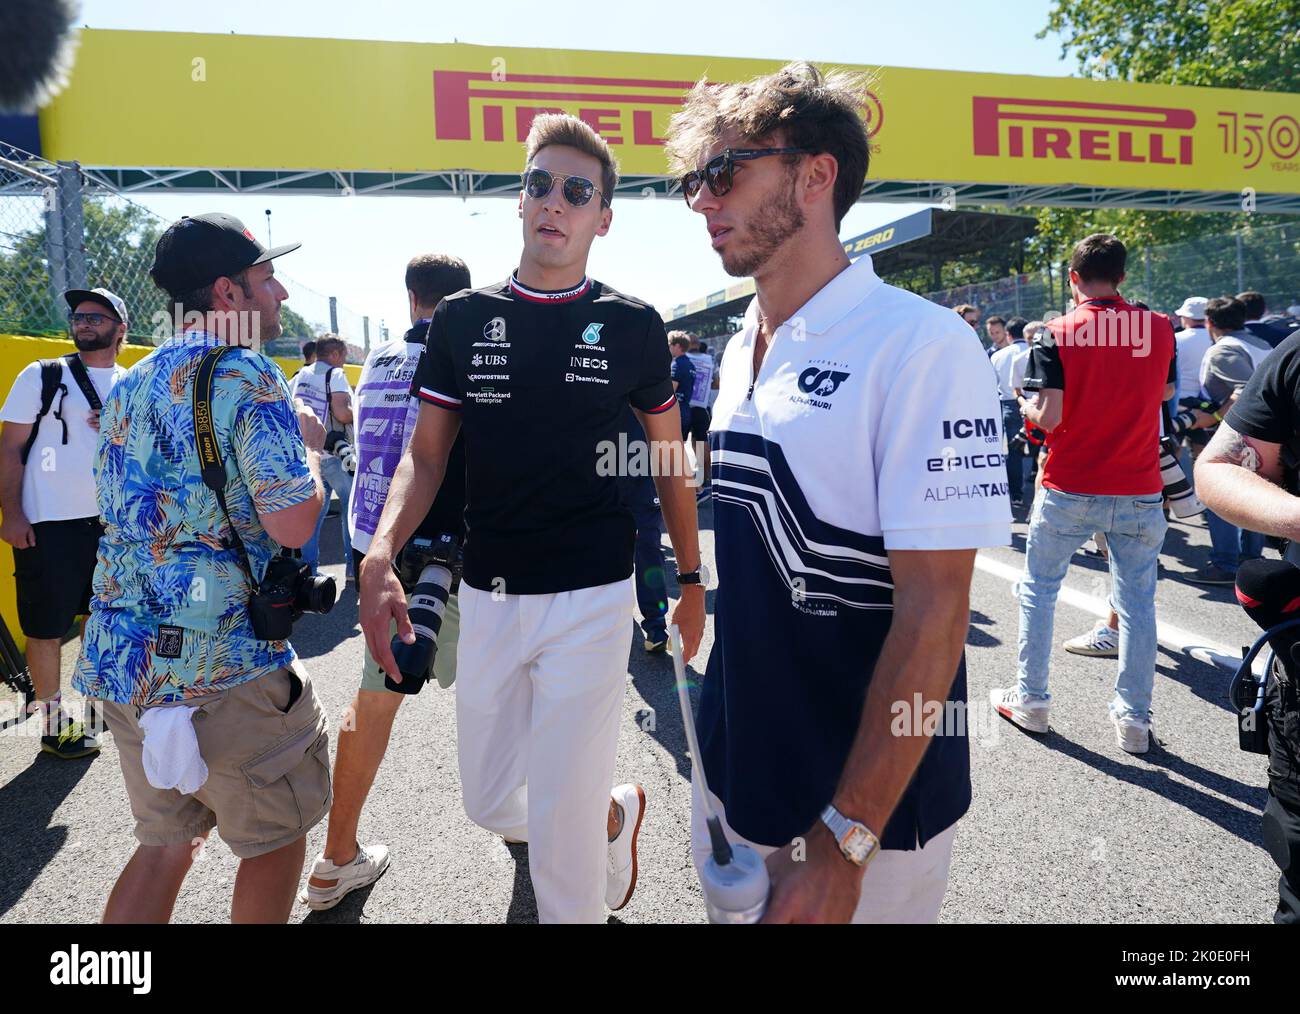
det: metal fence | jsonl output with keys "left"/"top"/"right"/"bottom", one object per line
{"left": 924, "top": 222, "right": 1300, "bottom": 323}
{"left": 0, "top": 143, "right": 381, "bottom": 360}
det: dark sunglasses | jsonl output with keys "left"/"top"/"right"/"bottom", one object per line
{"left": 680, "top": 147, "right": 812, "bottom": 202}
{"left": 68, "top": 312, "right": 118, "bottom": 326}
{"left": 521, "top": 167, "right": 608, "bottom": 208}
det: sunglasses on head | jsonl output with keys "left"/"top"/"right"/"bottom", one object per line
{"left": 680, "top": 147, "right": 813, "bottom": 202}
{"left": 521, "top": 167, "right": 608, "bottom": 208}
{"left": 68, "top": 312, "right": 117, "bottom": 327}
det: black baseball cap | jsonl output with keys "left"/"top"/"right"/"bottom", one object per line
{"left": 150, "top": 212, "right": 300, "bottom": 296}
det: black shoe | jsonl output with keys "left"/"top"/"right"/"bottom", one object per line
{"left": 40, "top": 721, "right": 100, "bottom": 760}
{"left": 643, "top": 632, "right": 668, "bottom": 654}
{"left": 1186, "top": 565, "right": 1236, "bottom": 586}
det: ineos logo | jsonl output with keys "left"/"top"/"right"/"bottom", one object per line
{"left": 797, "top": 368, "right": 850, "bottom": 398}
{"left": 483, "top": 317, "right": 507, "bottom": 342}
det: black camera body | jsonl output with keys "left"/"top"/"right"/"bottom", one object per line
{"left": 1008, "top": 423, "right": 1047, "bottom": 456}
{"left": 248, "top": 552, "right": 337, "bottom": 641}
{"left": 396, "top": 533, "right": 461, "bottom": 593}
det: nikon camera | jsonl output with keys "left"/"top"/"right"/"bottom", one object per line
{"left": 248, "top": 550, "right": 337, "bottom": 641}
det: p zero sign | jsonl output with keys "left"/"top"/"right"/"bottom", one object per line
{"left": 35, "top": 31, "right": 1300, "bottom": 195}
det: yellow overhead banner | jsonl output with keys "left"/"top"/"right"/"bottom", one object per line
{"left": 37, "top": 30, "right": 1300, "bottom": 195}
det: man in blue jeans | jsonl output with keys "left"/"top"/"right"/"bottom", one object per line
{"left": 990, "top": 234, "right": 1176, "bottom": 754}
{"left": 292, "top": 335, "right": 355, "bottom": 581}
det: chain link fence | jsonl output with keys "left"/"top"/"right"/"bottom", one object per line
{"left": 924, "top": 222, "right": 1300, "bottom": 324}
{"left": 0, "top": 143, "right": 379, "bottom": 361}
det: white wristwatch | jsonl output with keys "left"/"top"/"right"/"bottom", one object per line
{"left": 820, "top": 804, "right": 881, "bottom": 867}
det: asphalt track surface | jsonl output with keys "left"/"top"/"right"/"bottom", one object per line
{"left": 0, "top": 499, "right": 1281, "bottom": 923}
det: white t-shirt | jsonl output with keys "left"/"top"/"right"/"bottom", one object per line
{"left": 290, "top": 361, "right": 353, "bottom": 456}
{"left": 989, "top": 339, "right": 1028, "bottom": 401}
{"left": 0, "top": 357, "right": 126, "bottom": 523}
{"left": 1175, "top": 326, "right": 1211, "bottom": 400}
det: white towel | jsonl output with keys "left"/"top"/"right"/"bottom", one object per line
{"left": 138, "top": 705, "right": 208, "bottom": 795}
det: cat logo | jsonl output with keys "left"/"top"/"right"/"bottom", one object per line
{"left": 484, "top": 317, "right": 507, "bottom": 342}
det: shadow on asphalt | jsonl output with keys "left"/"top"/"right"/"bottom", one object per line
{"left": 1013, "top": 723, "right": 1266, "bottom": 847}
{"left": 292, "top": 522, "right": 360, "bottom": 662}
{"left": 0, "top": 752, "right": 98, "bottom": 917}
{"left": 505, "top": 841, "right": 537, "bottom": 923}
{"left": 968, "top": 609, "right": 1002, "bottom": 648}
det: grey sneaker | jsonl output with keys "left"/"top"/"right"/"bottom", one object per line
{"left": 1186, "top": 565, "right": 1236, "bottom": 586}
{"left": 1064, "top": 622, "right": 1119, "bottom": 658}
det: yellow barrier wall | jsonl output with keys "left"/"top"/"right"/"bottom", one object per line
{"left": 0, "top": 335, "right": 361, "bottom": 656}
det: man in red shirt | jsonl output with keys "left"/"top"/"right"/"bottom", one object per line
{"left": 990, "top": 234, "right": 1175, "bottom": 754}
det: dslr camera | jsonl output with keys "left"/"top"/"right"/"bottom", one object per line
{"left": 324, "top": 430, "right": 356, "bottom": 475}
{"left": 248, "top": 550, "right": 337, "bottom": 641}
{"left": 385, "top": 533, "right": 463, "bottom": 695}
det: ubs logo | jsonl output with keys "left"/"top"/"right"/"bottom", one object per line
{"left": 797, "top": 367, "right": 850, "bottom": 398}
{"left": 484, "top": 317, "right": 507, "bottom": 341}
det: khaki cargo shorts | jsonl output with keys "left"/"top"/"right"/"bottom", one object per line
{"left": 98, "top": 668, "right": 332, "bottom": 859}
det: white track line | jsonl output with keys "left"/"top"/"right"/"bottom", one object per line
{"left": 975, "top": 552, "right": 1263, "bottom": 676}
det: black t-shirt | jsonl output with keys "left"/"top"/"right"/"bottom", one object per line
{"left": 411, "top": 275, "right": 677, "bottom": 594}
{"left": 1225, "top": 329, "right": 1300, "bottom": 443}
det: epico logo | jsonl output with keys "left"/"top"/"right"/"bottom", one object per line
{"left": 484, "top": 317, "right": 507, "bottom": 341}
{"left": 797, "top": 367, "right": 850, "bottom": 398}
{"left": 581, "top": 322, "right": 604, "bottom": 345}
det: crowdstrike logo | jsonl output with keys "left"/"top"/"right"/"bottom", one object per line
{"left": 972, "top": 97, "right": 1195, "bottom": 165}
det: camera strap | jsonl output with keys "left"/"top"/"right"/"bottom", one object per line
{"left": 63, "top": 353, "right": 104, "bottom": 412}
{"left": 192, "top": 346, "right": 261, "bottom": 594}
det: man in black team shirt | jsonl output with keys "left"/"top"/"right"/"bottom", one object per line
{"left": 360, "top": 114, "right": 706, "bottom": 923}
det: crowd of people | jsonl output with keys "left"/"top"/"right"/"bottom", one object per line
{"left": 2, "top": 58, "right": 1299, "bottom": 925}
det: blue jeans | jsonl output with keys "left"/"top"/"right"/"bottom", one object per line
{"left": 1205, "top": 509, "right": 1265, "bottom": 574}
{"left": 1017, "top": 488, "right": 1167, "bottom": 720}
{"left": 626, "top": 474, "right": 668, "bottom": 638}
{"left": 304, "top": 454, "right": 354, "bottom": 577}
{"left": 1001, "top": 400, "right": 1027, "bottom": 503}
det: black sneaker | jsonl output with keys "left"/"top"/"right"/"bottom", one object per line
{"left": 40, "top": 721, "right": 100, "bottom": 760}
{"left": 1186, "top": 565, "right": 1236, "bottom": 586}
{"left": 643, "top": 631, "right": 668, "bottom": 654}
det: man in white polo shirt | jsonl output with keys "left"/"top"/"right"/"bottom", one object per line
{"left": 667, "top": 62, "right": 1010, "bottom": 922}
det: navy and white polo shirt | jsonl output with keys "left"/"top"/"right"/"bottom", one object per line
{"left": 699, "top": 254, "right": 1010, "bottom": 851}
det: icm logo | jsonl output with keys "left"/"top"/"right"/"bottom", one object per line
{"left": 484, "top": 317, "right": 507, "bottom": 342}
{"left": 942, "top": 417, "right": 998, "bottom": 441}
{"left": 582, "top": 322, "right": 604, "bottom": 345}
{"left": 797, "top": 368, "right": 850, "bottom": 398}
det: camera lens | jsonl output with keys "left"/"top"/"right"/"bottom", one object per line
{"left": 295, "top": 573, "right": 337, "bottom": 615}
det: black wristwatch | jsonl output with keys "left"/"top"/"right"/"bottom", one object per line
{"left": 676, "top": 564, "right": 711, "bottom": 588}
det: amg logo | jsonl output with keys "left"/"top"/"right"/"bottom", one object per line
{"left": 942, "top": 418, "right": 998, "bottom": 440}
{"left": 972, "top": 97, "right": 1195, "bottom": 165}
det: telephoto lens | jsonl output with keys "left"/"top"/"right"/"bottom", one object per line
{"left": 1158, "top": 436, "right": 1204, "bottom": 518}
{"left": 385, "top": 562, "right": 454, "bottom": 695}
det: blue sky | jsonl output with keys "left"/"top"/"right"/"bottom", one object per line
{"left": 76, "top": 0, "right": 1075, "bottom": 337}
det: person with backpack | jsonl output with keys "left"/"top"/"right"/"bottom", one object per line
{"left": 0, "top": 287, "right": 129, "bottom": 758}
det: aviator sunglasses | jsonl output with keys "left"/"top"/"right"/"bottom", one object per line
{"left": 680, "top": 147, "right": 812, "bottom": 202}
{"left": 521, "top": 167, "right": 609, "bottom": 208}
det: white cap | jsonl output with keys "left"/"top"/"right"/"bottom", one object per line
{"left": 1175, "top": 296, "right": 1208, "bottom": 319}
{"left": 1287, "top": 304, "right": 1300, "bottom": 317}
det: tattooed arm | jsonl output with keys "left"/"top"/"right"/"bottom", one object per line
{"left": 1194, "top": 422, "right": 1300, "bottom": 540}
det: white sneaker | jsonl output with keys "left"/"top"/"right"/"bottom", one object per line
{"left": 1113, "top": 713, "right": 1152, "bottom": 754}
{"left": 606, "top": 783, "right": 646, "bottom": 911}
{"left": 1064, "top": 622, "right": 1119, "bottom": 658}
{"left": 299, "top": 843, "right": 390, "bottom": 911}
{"left": 989, "top": 686, "right": 1050, "bottom": 734}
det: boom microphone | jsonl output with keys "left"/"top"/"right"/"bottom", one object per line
{"left": 1235, "top": 558, "right": 1300, "bottom": 676}
{"left": 0, "top": 0, "right": 81, "bottom": 112}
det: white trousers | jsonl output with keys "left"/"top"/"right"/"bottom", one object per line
{"left": 456, "top": 577, "right": 634, "bottom": 924}
{"left": 691, "top": 785, "right": 958, "bottom": 923}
